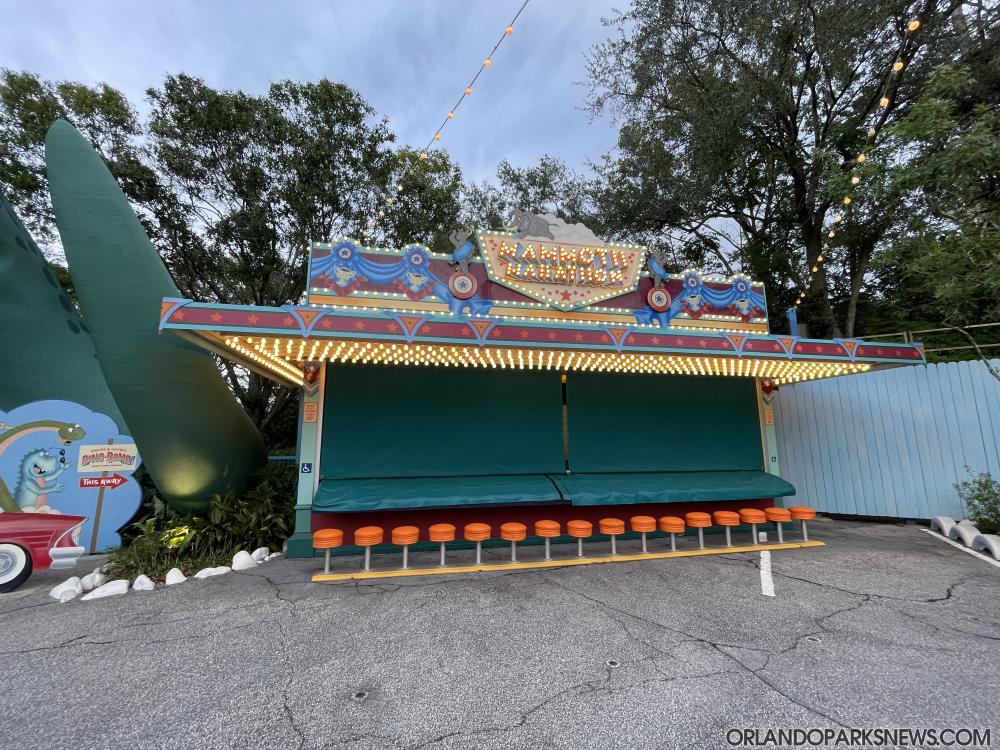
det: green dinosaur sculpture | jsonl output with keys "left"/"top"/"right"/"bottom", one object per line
{"left": 44, "top": 120, "right": 266, "bottom": 514}
{"left": 0, "top": 192, "right": 125, "bottom": 426}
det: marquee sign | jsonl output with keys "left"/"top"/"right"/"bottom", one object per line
{"left": 476, "top": 230, "right": 646, "bottom": 311}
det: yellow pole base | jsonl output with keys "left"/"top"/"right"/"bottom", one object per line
{"left": 311, "top": 540, "right": 826, "bottom": 582}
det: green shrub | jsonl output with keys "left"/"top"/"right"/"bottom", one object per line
{"left": 955, "top": 467, "right": 1000, "bottom": 534}
{"left": 107, "top": 463, "right": 296, "bottom": 580}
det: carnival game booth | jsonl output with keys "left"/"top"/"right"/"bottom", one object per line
{"left": 158, "top": 216, "right": 926, "bottom": 578}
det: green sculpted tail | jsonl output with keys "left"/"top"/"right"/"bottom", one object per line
{"left": 0, "top": 192, "right": 125, "bottom": 427}
{"left": 44, "top": 120, "right": 266, "bottom": 514}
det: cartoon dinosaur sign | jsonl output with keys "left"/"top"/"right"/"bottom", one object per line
{"left": 0, "top": 400, "right": 141, "bottom": 551}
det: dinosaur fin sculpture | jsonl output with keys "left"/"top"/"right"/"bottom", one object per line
{"left": 44, "top": 120, "right": 266, "bottom": 514}
{"left": 0, "top": 192, "right": 125, "bottom": 427}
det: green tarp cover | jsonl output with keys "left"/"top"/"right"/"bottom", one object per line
{"left": 551, "top": 470, "right": 795, "bottom": 506}
{"left": 566, "top": 373, "right": 763, "bottom": 473}
{"left": 313, "top": 474, "right": 563, "bottom": 512}
{"left": 321, "top": 365, "right": 564, "bottom": 479}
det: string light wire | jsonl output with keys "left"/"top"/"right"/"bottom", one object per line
{"left": 796, "top": 14, "right": 923, "bottom": 306}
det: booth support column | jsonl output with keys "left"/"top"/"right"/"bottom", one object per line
{"left": 286, "top": 361, "right": 326, "bottom": 558}
{"left": 756, "top": 379, "right": 783, "bottom": 504}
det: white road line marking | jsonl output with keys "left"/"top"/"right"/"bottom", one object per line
{"left": 922, "top": 528, "right": 1000, "bottom": 569}
{"left": 760, "top": 550, "right": 775, "bottom": 597}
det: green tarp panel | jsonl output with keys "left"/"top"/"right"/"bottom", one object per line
{"left": 313, "top": 474, "right": 563, "bottom": 512}
{"left": 320, "top": 365, "right": 564, "bottom": 479}
{"left": 566, "top": 372, "right": 762, "bottom": 473}
{"left": 550, "top": 470, "right": 795, "bottom": 506}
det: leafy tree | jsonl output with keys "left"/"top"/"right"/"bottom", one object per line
{"left": 461, "top": 155, "right": 593, "bottom": 231}
{"left": 585, "top": 0, "right": 976, "bottom": 336}
{"left": 1, "top": 72, "right": 465, "bottom": 447}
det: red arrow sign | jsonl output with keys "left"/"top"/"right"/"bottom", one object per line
{"left": 79, "top": 474, "right": 128, "bottom": 490}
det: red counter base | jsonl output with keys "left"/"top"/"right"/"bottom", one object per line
{"left": 300, "top": 498, "right": 775, "bottom": 557}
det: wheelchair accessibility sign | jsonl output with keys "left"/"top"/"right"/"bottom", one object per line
{"left": 301, "top": 462, "right": 313, "bottom": 474}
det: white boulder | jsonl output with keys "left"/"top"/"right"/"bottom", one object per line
{"left": 971, "top": 534, "right": 1000, "bottom": 559}
{"left": 165, "top": 567, "right": 187, "bottom": 585}
{"left": 232, "top": 550, "right": 257, "bottom": 571}
{"left": 948, "top": 523, "right": 979, "bottom": 548}
{"left": 49, "top": 576, "right": 82, "bottom": 602}
{"left": 80, "top": 579, "right": 129, "bottom": 601}
{"left": 131, "top": 574, "right": 155, "bottom": 591}
{"left": 80, "top": 570, "right": 107, "bottom": 592}
{"left": 265, "top": 552, "right": 282, "bottom": 561}
{"left": 959, "top": 518, "right": 979, "bottom": 528}
{"left": 193, "top": 565, "right": 231, "bottom": 579}
{"left": 930, "top": 516, "right": 956, "bottom": 537}
{"left": 251, "top": 547, "right": 270, "bottom": 563}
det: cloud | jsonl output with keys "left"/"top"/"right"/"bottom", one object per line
{"left": 2, "top": 0, "right": 619, "bottom": 182}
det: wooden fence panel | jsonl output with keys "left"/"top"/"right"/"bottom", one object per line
{"left": 772, "top": 359, "right": 1000, "bottom": 519}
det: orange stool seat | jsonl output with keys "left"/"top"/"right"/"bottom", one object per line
{"left": 354, "top": 526, "right": 383, "bottom": 571}
{"left": 630, "top": 515, "right": 656, "bottom": 554}
{"left": 789, "top": 505, "right": 816, "bottom": 540}
{"left": 684, "top": 512, "right": 712, "bottom": 549}
{"left": 567, "top": 520, "right": 593, "bottom": 558}
{"left": 312, "top": 528, "right": 343, "bottom": 549}
{"left": 429, "top": 523, "right": 456, "bottom": 542}
{"left": 354, "top": 526, "right": 383, "bottom": 545}
{"left": 391, "top": 526, "right": 420, "bottom": 569}
{"left": 535, "top": 520, "right": 560, "bottom": 560}
{"left": 500, "top": 522, "right": 527, "bottom": 541}
{"left": 391, "top": 525, "right": 420, "bottom": 545}
{"left": 739, "top": 508, "right": 766, "bottom": 544}
{"left": 464, "top": 522, "right": 491, "bottom": 564}
{"left": 712, "top": 511, "right": 740, "bottom": 547}
{"left": 658, "top": 516, "right": 685, "bottom": 533}
{"left": 599, "top": 518, "right": 625, "bottom": 555}
{"left": 764, "top": 507, "right": 792, "bottom": 543}
{"left": 630, "top": 516, "right": 656, "bottom": 532}
{"left": 429, "top": 523, "right": 456, "bottom": 566}
{"left": 659, "top": 516, "right": 685, "bottom": 551}
{"left": 685, "top": 512, "right": 712, "bottom": 527}
{"left": 501, "top": 522, "right": 527, "bottom": 562}
{"left": 312, "top": 528, "right": 343, "bottom": 574}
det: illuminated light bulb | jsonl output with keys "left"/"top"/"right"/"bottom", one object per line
{"left": 857, "top": 153, "right": 866, "bottom": 163}
{"left": 908, "top": 18, "right": 920, "bottom": 31}
{"left": 817, "top": 255, "right": 824, "bottom": 262}
{"left": 419, "top": 150, "right": 428, "bottom": 160}
{"left": 868, "top": 126, "right": 877, "bottom": 137}
{"left": 843, "top": 196, "right": 852, "bottom": 205}
{"left": 851, "top": 175, "right": 860, "bottom": 185}
{"left": 812, "top": 266, "right": 818, "bottom": 273}
{"left": 447, "top": 112, "right": 454, "bottom": 119}
{"left": 506, "top": 25, "right": 513, "bottom": 35}
{"left": 465, "top": 86, "right": 472, "bottom": 95}
{"left": 828, "top": 230, "right": 835, "bottom": 238}
{"left": 893, "top": 60, "right": 904, "bottom": 72}
{"left": 396, "top": 183, "right": 403, "bottom": 192}
{"left": 387, "top": 197, "right": 395, "bottom": 205}
{"left": 484, "top": 58, "right": 492, "bottom": 67}
{"left": 879, "top": 96, "right": 890, "bottom": 107}
{"left": 834, "top": 212, "right": 843, "bottom": 221}
{"left": 434, "top": 133, "right": 441, "bottom": 141}
{"left": 378, "top": 209, "right": 385, "bottom": 217}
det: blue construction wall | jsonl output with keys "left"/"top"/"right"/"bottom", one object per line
{"left": 773, "top": 359, "right": 1000, "bottom": 519}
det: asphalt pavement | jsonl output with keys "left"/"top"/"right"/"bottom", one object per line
{"left": 2, "top": 518, "right": 998, "bottom": 750}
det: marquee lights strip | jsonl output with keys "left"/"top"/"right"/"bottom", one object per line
{"left": 223, "top": 334, "right": 873, "bottom": 385}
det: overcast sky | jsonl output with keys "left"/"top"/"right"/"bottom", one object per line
{"left": 3, "top": 0, "right": 622, "bottom": 183}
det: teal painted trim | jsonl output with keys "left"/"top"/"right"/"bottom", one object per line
{"left": 291, "top": 361, "right": 325, "bottom": 545}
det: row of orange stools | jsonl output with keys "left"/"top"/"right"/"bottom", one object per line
{"left": 312, "top": 506, "right": 817, "bottom": 574}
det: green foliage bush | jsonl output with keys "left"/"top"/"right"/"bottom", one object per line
{"left": 107, "top": 463, "right": 296, "bottom": 580}
{"left": 955, "top": 467, "right": 1000, "bottom": 535}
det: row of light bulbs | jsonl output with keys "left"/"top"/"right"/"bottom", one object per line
{"left": 360, "top": 3, "right": 528, "bottom": 241}
{"left": 232, "top": 335, "right": 871, "bottom": 385}
{"left": 796, "top": 16, "right": 922, "bottom": 307}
